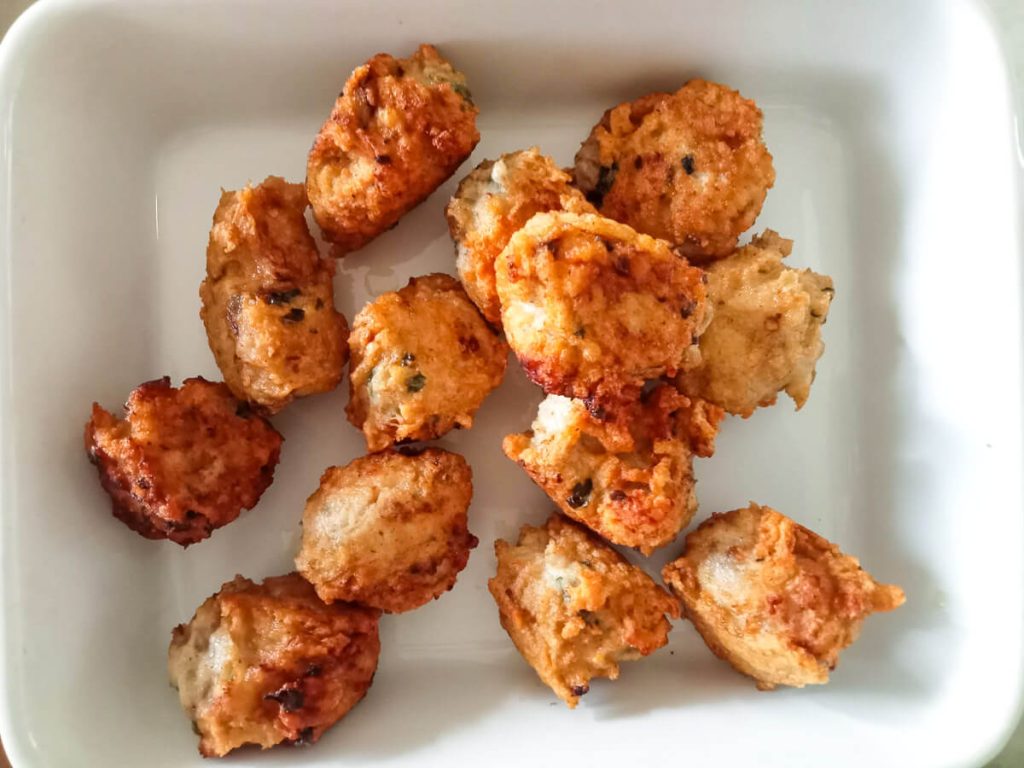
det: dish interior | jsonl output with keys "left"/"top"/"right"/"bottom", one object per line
{"left": 0, "top": 1, "right": 1020, "bottom": 766}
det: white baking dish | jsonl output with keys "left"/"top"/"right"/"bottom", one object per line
{"left": 0, "top": 1, "right": 1021, "bottom": 766}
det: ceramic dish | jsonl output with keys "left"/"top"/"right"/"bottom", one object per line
{"left": 0, "top": 1, "right": 1021, "bottom": 766}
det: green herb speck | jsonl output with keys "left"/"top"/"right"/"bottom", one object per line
{"left": 451, "top": 82, "right": 473, "bottom": 104}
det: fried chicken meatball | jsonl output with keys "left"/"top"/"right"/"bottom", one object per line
{"left": 168, "top": 573, "right": 380, "bottom": 757}
{"left": 307, "top": 44, "right": 480, "bottom": 254}
{"left": 200, "top": 176, "right": 349, "bottom": 414}
{"left": 503, "top": 386, "right": 724, "bottom": 554}
{"left": 574, "top": 79, "right": 775, "bottom": 259}
{"left": 495, "top": 211, "right": 709, "bottom": 406}
{"left": 662, "top": 503, "right": 905, "bottom": 690}
{"left": 446, "top": 147, "right": 595, "bottom": 325}
{"left": 490, "top": 514, "right": 679, "bottom": 707}
{"left": 677, "top": 230, "right": 834, "bottom": 417}
{"left": 295, "top": 448, "right": 477, "bottom": 613}
{"left": 346, "top": 273, "right": 508, "bottom": 452}
{"left": 84, "top": 377, "right": 282, "bottom": 546}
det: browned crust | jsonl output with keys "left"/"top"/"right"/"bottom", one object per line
{"left": 308, "top": 523, "right": 477, "bottom": 613}
{"left": 495, "top": 211, "right": 708, "bottom": 409}
{"left": 307, "top": 44, "right": 480, "bottom": 253}
{"left": 199, "top": 176, "right": 349, "bottom": 415}
{"left": 488, "top": 514, "right": 679, "bottom": 707}
{"left": 661, "top": 504, "right": 905, "bottom": 689}
{"left": 676, "top": 230, "right": 834, "bottom": 417}
{"left": 445, "top": 148, "right": 595, "bottom": 325}
{"left": 676, "top": 395, "right": 726, "bottom": 458}
{"left": 502, "top": 386, "right": 719, "bottom": 553}
{"left": 84, "top": 377, "right": 282, "bottom": 546}
{"left": 574, "top": 79, "right": 774, "bottom": 259}
{"left": 169, "top": 573, "right": 380, "bottom": 757}
{"left": 345, "top": 273, "right": 508, "bottom": 452}
{"left": 296, "top": 448, "right": 477, "bottom": 613}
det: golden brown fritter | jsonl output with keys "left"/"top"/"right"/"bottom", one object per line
{"left": 502, "top": 385, "right": 723, "bottom": 554}
{"left": 495, "top": 211, "right": 709, "bottom": 406}
{"left": 84, "top": 377, "right": 282, "bottom": 546}
{"left": 168, "top": 573, "right": 380, "bottom": 757}
{"left": 307, "top": 44, "right": 480, "bottom": 254}
{"left": 295, "top": 448, "right": 477, "bottom": 613}
{"left": 677, "top": 230, "right": 834, "bottom": 417}
{"left": 200, "top": 176, "right": 349, "bottom": 415}
{"left": 489, "top": 514, "right": 679, "bottom": 707}
{"left": 662, "top": 503, "right": 905, "bottom": 690}
{"left": 446, "top": 147, "right": 595, "bottom": 325}
{"left": 346, "top": 273, "right": 508, "bottom": 452}
{"left": 574, "top": 79, "right": 775, "bottom": 259}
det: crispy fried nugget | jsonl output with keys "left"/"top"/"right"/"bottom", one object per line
{"left": 502, "top": 386, "right": 724, "bottom": 554}
{"left": 574, "top": 79, "right": 774, "bottom": 259}
{"left": 168, "top": 573, "right": 380, "bottom": 757}
{"left": 84, "top": 377, "right": 282, "bottom": 546}
{"left": 489, "top": 514, "right": 679, "bottom": 707}
{"left": 678, "top": 230, "right": 834, "bottom": 417}
{"left": 662, "top": 503, "right": 904, "bottom": 690}
{"left": 295, "top": 448, "right": 477, "bottom": 613}
{"left": 346, "top": 274, "right": 508, "bottom": 452}
{"left": 446, "top": 147, "right": 595, "bottom": 325}
{"left": 307, "top": 44, "right": 480, "bottom": 254}
{"left": 495, "top": 211, "right": 708, "bottom": 406}
{"left": 200, "top": 176, "right": 349, "bottom": 414}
